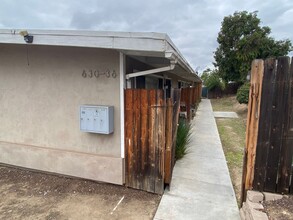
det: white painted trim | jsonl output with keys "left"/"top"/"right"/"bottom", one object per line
{"left": 119, "top": 52, "right": 125, "bottom": 158}
{"left": 125, "top": 64, "right": 175, "bottom": 80}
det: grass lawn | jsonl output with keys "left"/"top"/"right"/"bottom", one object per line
{"left": 211, "top": 96, "right": 247, "bottom": 206}
{"left": 210, "top": 96, "right": 236, "bottom": 111}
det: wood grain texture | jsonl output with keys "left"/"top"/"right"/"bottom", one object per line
{"left": 172, "top": 89, "right": 181, "bottom": 168}
{"left": 264, "top": 57, "right": 289, "bottom": 192}
{"left": 125, "top": 89, "right": 134, "bottom": 187}
{"left": 124, "top": 84, "right": 199, "bottom": 194}
{"left": 252, "top": 58, "right": 277, "bottom": 191}
{"left": 164, "top": 98, "right": 173, "bottom": 184}
{"left": 242, "top": 57, "right": 293, "bottom": 198}
{"left": 155, "top": 90, "right": 165, "bottom": 194}
{"left": 277, "top": 57, "right": 293, "bottom": 193}
{"left": 140, "top": 90, "right": 149, "bottom": 191}
{"left": 244, "top": 59, "right": 264, "bottom": 190}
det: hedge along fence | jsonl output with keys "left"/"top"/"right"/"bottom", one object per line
{"left": 236, "top": 82, "right": 250, "bottom": 104}
{"left": 241, "top": 57, "right": 293, "bottom": 203}
{"left": 206, "top": 82, "right": 241, "bottom": 99}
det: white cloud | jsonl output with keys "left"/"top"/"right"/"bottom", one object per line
{"left": 0, "top": 0, "right": 292, "bottom": 72}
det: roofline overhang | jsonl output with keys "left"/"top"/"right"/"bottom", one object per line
{"left": 165, "top": 51, "right": 201, "bottom": 83}
{"left": 0, "top": 29, "right": 201, "bottom": 83}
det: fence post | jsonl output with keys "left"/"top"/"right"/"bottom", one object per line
{"left": 241, "top": 59, "right": 264, "bottom": 203}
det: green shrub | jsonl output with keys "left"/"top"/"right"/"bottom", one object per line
{"left": 201, "top": 69, "right": 225, "bottom": 91}
{"left": 175, "top": 120, "right": 192, "bottom": 160}
{"left": 236, "top": 83, "right": 250, "bottom": 104}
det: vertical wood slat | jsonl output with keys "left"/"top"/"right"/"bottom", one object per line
{"left": 187, "top": 88, "right": 191, "bottom": 121}
{"left": 155, "top": 90, "right": 165, "bottom": 194}
{"left": 153, "top": 90, "right": 159, "bottom": 193}
{"left": 277, "top": 57, "right": 293, "bottom": 193}
{"left": 136, "top": 90, "right": 142, "bottom": 190}
{"left": 289, "top": 58, "right": 293, "bottom": 194}
{"left": 132, "top": 90, "right": 138, "bottom": 189}
{"left": 148, "top": 89, "right": 157, "bottom": 193}
{"left": 252, "top": 58, "right": 277, "bottom": 191}
{"left": 164, "top": 98, "right": 173, "bottom": 184}
{"left": 191, "top": 87, "right": 195, "bottom": 105}
{"left": 244, "top": 59, "right": 264, "bottom": 191}
{"left": 132, "top": 89, "right": 138, "bottom": 189}
{"left": 199, "top": 83, "right": 202, "bottom": 101}
{"left": 194, "top": 86, "right": 196, "bottom": 102}
{"left": 171, "top": 89, "right": 180, "bottom": 169}
{"left": 140, "top": 90, "right": 150, "bottom": 191}
{"left": 125, "top": 89, "right": 134, "bottom": 187}
{"left": 264, "top": 57, "right": 290, "bottom": 192}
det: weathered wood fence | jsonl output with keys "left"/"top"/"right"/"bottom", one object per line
{"left": 180, "top": 84, "right": 202, "bottom": 121}
{"left": 125, "top": 89, "right": 181, "bottom": 194}
{"left": 242, "top": 57, "right": 293, "bottom": 201}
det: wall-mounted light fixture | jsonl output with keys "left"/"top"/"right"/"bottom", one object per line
{"left": 19, "top": 30, "right": 33, "bottom": 43}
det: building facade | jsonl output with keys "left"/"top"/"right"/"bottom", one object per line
{"left": 0, "top": 30, "right": 200, "bottom": 185}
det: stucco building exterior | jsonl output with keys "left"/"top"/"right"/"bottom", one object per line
{"left": 0, "top": 30, "right": 200, "bottom": 185}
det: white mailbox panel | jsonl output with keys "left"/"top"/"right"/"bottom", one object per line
{"left": 80, "top": 105, "right": 114, "bottom": 134}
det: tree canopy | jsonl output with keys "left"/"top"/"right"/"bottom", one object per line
{"left": 214, "top": 11, "right": 292, "bottom": 83}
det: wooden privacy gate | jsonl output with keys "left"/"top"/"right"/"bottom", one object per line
{"left": 242, "top": 57, "right": 293, "bottom": 201}
{"left": 124, "top": 89, "right": 181, "bottom": 194}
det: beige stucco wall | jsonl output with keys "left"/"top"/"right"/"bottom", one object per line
{"left": 0, "top": 44, "right": 123, "bottom": 184}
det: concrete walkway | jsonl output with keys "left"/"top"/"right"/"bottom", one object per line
{"left": 154, "top": 99, "right": 240, "bottom": 220}
{"left": 213, "top": 111, "right": 239, "bottom": 118}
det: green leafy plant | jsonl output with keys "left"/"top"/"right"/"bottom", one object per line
{"left": 236, "top": 82, "right": 250, "bottom": 104}
{"left": 201, "top": 68, "right": 225, "bottom": 91}
{"left": 175, "top": 120, "right": 192, "bottom": 160}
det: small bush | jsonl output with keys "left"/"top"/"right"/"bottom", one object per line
{"left": 201, "top": 69, "right": 225, "bottom": 91}
{"left": 175, "top": 120, "right": 192, "bottom": 160}
{"left": 236, "top": 83, "right": 250, "bottom": 104}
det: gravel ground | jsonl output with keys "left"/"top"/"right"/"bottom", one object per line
{"left": 263, "top": 195, "right": 293, "bottom": 220}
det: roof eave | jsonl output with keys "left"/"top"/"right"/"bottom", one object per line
{"left": 0, "top": 29, "right": 202, "bottom": 83}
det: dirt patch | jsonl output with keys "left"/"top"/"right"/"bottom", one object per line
{"left": 0, "top": 165, "right": 161, "bottom": 220}
{"left": 263, "top": 195, "right": 293, "bottom": 220}
{"left": 233, "top": 102, "right": 247, "bottom": 116}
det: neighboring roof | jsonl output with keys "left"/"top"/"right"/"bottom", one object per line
{"left": 0, "top": 29, "right": 201, "bottom": 82}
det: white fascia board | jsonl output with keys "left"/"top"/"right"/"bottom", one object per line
{"left": 0, "top": 29, "right": 168, "bottom": 39}
{"left": 0, "top": 29, "right": 167, "bottom": 52}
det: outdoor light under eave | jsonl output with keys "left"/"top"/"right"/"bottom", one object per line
{"left": 19, "top": 30, "right": 33, "bottom": 43}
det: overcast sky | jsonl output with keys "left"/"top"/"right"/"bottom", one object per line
{"left": 0, "top": 0, "right": 292, "bottom": 72}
